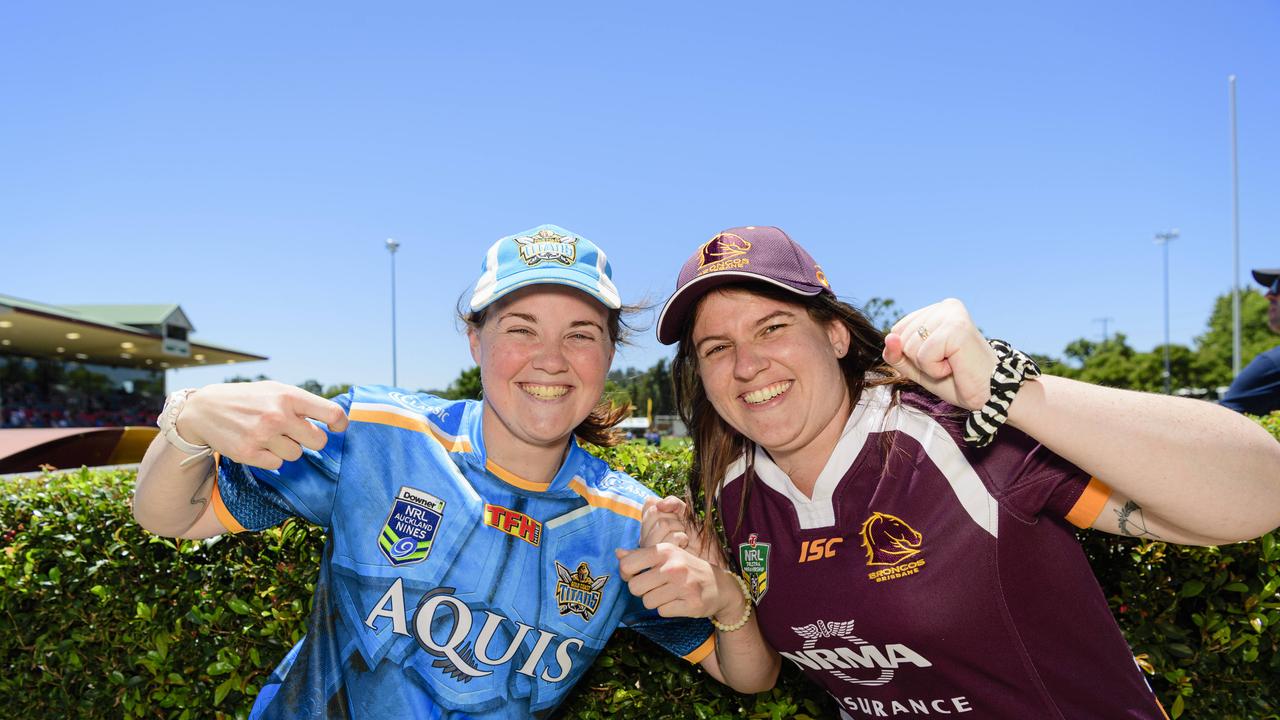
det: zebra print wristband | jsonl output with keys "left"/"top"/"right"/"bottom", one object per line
{"left": 962, "top": 339, "right": 1041, "bottom": 448}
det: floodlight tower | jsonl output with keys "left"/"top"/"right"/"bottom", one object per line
{"left": 1154, "top": 229, "right": 1179, "bottom": 394}
{"left": 386, "top": 238, "right": 401, "bottom": 387}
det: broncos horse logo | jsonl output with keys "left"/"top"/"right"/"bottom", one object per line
{"left": 698, "top": 232, "right": 752, "bottom": 267}
{"left": 859, "top": 511, "right": 923, "bottom": 567}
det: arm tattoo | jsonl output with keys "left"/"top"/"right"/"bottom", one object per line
{"left": 176, "top": 465, "right": 216, "bottom": 534}
{"left": 1115, "top": 500, "right": 1161, "bottom": 539}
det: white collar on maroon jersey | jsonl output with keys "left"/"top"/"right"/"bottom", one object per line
{"left": 726, "top": 385, "right": 895, "bottom": 529}
{"left": 722, "top": 385, "right": 1000, "bottom": 537}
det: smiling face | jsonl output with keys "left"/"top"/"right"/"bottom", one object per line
{"left": 469, "top": 285, "right": 614, "bottom": 461}
{"left": 691, "top": 288, "right": 852, "bottom": 464}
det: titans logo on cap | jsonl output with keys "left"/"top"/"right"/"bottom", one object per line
{"left": 516, "top": 228, "right": 578, "bottom": 267}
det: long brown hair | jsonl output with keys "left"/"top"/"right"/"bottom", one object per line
{"left": 672, "top": 282, "right": 910, "bottom": 559}
{"left": 462, "top": 294, "right": 642, "bottom": 448}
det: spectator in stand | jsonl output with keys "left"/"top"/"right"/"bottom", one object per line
{"left": 1221, "top": 268, "right": 1280, "bottom": 416}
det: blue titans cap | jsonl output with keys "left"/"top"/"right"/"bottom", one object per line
{"left": 469, "top": 224, "right": 622, "bottom": 312}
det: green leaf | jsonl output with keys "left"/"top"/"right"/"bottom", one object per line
{"left": 1179, "top": 580, "right": 1205, "bottom": 597}
{"left": 214, "top": 677, "right": 235, "bottom": 705}
{"left": 1171, "top": 694, "right": 1185, "bottom": 718}
{"left": 227, "top": 597, "right": 253, "bottom": 615}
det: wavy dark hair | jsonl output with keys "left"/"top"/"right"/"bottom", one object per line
{"left": 461, "top": 293, "right": 644, "bottom": 448}
{"left": 671, "top": 281, "right": 911, "bottom": 560}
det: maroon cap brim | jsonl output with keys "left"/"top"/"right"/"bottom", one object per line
{"left": 655, "top": 270, "right": 826, "bottom": 345}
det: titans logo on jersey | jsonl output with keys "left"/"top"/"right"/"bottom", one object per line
{"left": 210, "top": 386, "right": 714, "bottom": 719}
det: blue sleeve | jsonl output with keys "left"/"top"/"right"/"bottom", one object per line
{"left": 1220, "top": 348, "right": 1280, "bottom": 415}
{"left": 621, "top": 595, "right": 716, "bottom": 663}
{"left": 213, "top": 391, "right": 350, "bottom": 531}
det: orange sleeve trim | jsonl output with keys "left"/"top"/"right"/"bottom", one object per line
{"left": 567, "top": 478, "right": 643, "bottom": 521}
{"left": 1065, "top": 477, "right": 1113, "bottom": 529}
{"left": 683, "top": 633, "right": 716, "bottom": 664}
{"left": 348, "top": 408, "right": 473, "bottom": 453}
{"left": 210, "top": 471, "right": 247, "bottom": 534}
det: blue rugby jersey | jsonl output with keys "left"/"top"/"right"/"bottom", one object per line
{"left": 210, "top": 386, "right": 715, "bottom": 719}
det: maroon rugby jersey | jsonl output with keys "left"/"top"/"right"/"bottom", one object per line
{"left": 719, "top": 386, "right": 1168, "bottom": 720}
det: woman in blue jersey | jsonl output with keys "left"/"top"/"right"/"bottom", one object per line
{"left": 624, "top": 225, "right": 1280, "bottom": 719}
{"left": 131, "top": 224, "right": 775, "bottom": 719}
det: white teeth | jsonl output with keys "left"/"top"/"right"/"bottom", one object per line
{"left": 743, "top": 381, "right": 791, "bottom": 405}
{"left": 522, "top": 384, "right": 569, "bottom": 400}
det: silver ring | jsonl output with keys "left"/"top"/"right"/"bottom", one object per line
{"left": 916, "top": 325, "right": 930, "bottom": 341}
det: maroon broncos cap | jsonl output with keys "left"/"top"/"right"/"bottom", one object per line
{"left": 656, "top": 226, "right": 834, "bottom": 345}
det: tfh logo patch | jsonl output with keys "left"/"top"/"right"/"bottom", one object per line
{"left": 738, "top": 533, "right": 771, "bottom": 603}
{"left": 379, "top": 486, "right": 445, "bottom": 566}
{"left": 484, "top": 503, "right": 542, "bottom": 546}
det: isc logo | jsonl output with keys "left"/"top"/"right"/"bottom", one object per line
{"left": 799, "top": 537, "right": 843, "bottom": 563}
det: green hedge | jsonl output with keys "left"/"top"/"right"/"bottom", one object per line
{"left": 1, "top": 418, "right": 1278, "bottom": 719}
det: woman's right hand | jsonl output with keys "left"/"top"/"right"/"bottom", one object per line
{"left": 178, "top": 380, "right": 349, "bottom": 470}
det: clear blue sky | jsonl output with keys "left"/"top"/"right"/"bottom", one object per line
{"left": 4, "top": 1, "right": 1277, "bottom": 393}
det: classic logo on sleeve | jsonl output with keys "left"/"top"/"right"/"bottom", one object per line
{"left": 859, "top": 511, "right": 926, "bottom": 583}
{"left": 379, "top": 486, "right": 446, "bottom": 566}
{"left": 554, "top": 561, "right": 608, "bottom": 621}
{"left": 738, "top": 533, "right": 771, "bottom": 603}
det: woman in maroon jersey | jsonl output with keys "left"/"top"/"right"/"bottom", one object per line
{"left": 618, "top": 225, "right": 1280, "bottom": 719}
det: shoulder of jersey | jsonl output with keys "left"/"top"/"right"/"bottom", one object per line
{"left": 575, "top": 458, "right": 656, "bottom": 510}
{"left": 343, "top": 386, "right": 476, "bottom": 452}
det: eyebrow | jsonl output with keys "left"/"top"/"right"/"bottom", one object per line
{"left": 497, "top": 312, "right": 605, "bottom": 332}
{"left": 693, "top": 309, "right": 796, "bottom": 348}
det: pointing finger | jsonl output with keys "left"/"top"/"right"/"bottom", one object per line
{"left": 288, "top": 389, "right": 349, "bottom": 432}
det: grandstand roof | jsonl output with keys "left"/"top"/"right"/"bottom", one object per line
{"left": 61, "top": 304, "right": 193, "bottom": 331}
{"left": 0, "top": 293, "right": 266, "bottom": 370}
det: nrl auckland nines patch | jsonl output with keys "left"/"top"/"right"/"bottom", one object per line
{"left": 380, "top": 486, "right": 446, "bottom": 566}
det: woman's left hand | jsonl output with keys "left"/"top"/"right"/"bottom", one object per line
{"left": 883, "top": 298, "right": 999, "bottom": 411}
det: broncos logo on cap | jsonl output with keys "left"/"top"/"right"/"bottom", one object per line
{"left": 859, "top": 511, "right": 923, "bottom": 567}
{"left": 698, "top": 232, "right": 752, "bottom": 268}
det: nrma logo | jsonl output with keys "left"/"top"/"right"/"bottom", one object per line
{"left": 365, "top": 581, "right": 584, "bottom": 683}
{"left": 783, "top": 619, "right": 931, "bottom": 687}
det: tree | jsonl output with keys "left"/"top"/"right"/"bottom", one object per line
{"left": 437, "top": 366, "right": 482, "bottom": 400}
{"left": 1193, "top": 288, "right": 1272, "bottom": 389}
{"left": 225, "top": 374, "right": 269, "bottom": 383}
{"left": 1047, "top": 288, "right": 1269, "bottom": 395}
{"left": 298, "top": 379, "right": 324, "bottom": 396}
{"left": 322, "top": 384, "right": 352, "bottom": 399}
{"left": 859, "top": 297, "right": 903, "bottom": 334}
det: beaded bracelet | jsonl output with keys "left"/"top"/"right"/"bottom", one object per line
{"left": 711, "top": 570, "right": 753, "bottom": 633}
